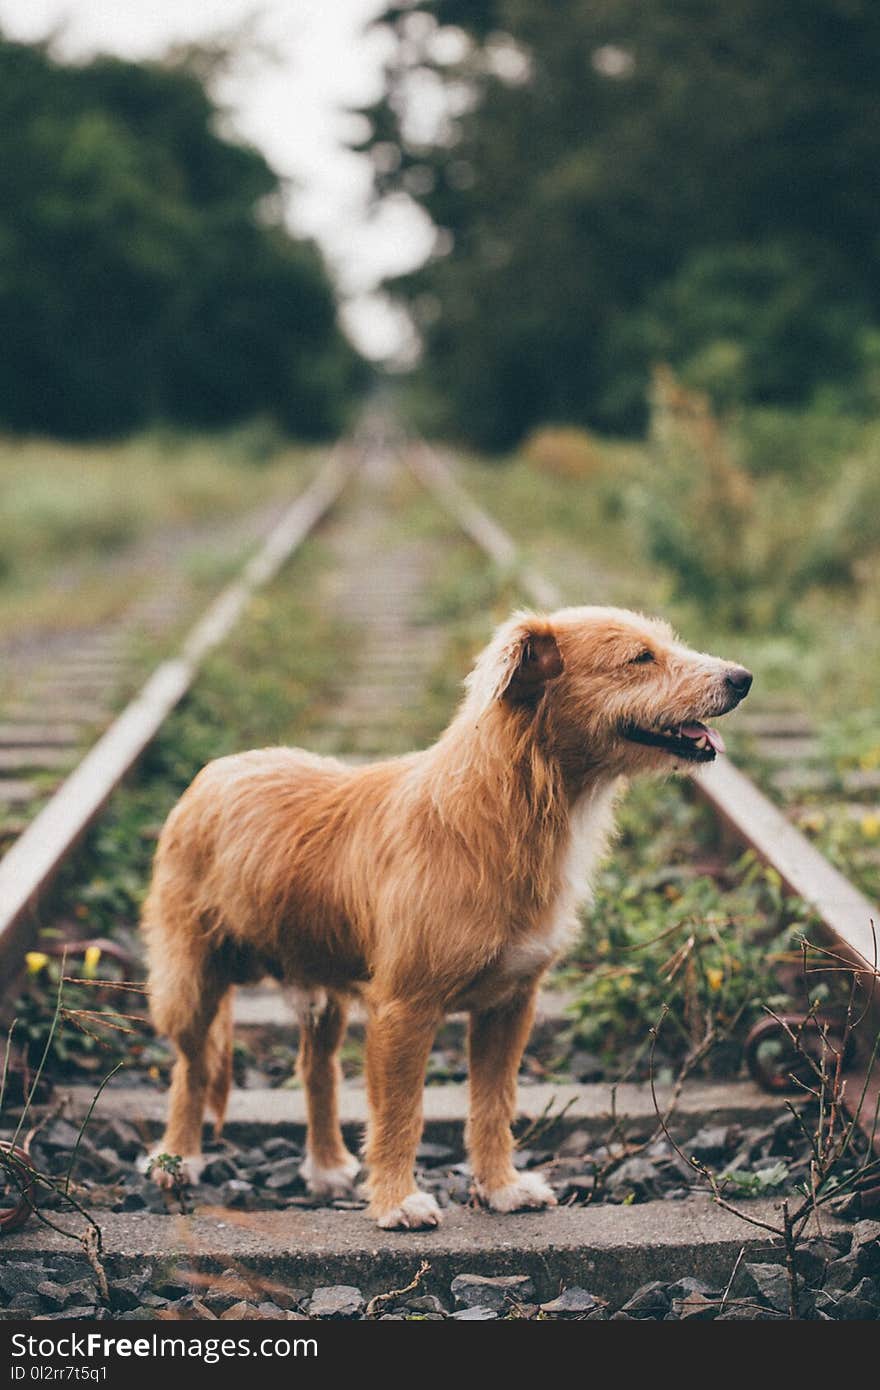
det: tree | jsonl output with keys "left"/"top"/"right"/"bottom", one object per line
{"left": 0, "top": 34, "right": 363, "bottom": 438}
{"left": 359, "top": 1, "right": 880, "bottom": 446}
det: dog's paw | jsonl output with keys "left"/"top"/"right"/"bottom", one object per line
{"left": 300, "top": 1151, "right": 360, "bottom": 1198}
{"left": 138, "top": 1147, "right": 206, "bottom": 1188}
{"left": 479, "top": 1172, "right": 557, "bottom": 1213}
{"left": 373, "top": 1191, "right": 442, "bottom": 1230}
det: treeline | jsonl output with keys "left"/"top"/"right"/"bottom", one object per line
{"left": 361, "top": 1, "right": 880, "bottom": 447}
{"left": 0, "top": 35, "right": 363, "bottom": 439}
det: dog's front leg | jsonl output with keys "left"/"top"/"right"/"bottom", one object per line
{"left": 363, "top": 998, "right": 441, "bottom": 1230}
{"left": 467, "top": 982, "right": 557, "bottom": 1212}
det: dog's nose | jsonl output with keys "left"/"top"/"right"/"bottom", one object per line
{"left": 725, "top": 667, "right": 753, "bottom": 699}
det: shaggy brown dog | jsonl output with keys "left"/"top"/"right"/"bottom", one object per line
{"left": 142, "top": 605, "right": 751, "bottom": 1229}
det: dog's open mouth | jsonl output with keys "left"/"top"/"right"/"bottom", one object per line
{"left": 622, "top": 720, "right": 726, "bottom": 763}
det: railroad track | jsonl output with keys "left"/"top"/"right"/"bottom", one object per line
{"left": 0, "top": 496, "right": 315, "bottom": 857}
{"left": 1, "top": 423, "right": 878, "bottom": 1322}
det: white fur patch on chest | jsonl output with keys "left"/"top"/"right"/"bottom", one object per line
{"left": 496, "top": 780, "right": 619, "bottom": 985}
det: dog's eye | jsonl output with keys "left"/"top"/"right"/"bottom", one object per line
{"left": 631, "top": 649, "right": 654, "bottom": 665}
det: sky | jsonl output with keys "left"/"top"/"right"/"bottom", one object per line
{"left": 0, "top": 0, "right": 434, "bottom": 360}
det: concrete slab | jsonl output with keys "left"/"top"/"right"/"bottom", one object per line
{"left": 0, "top": 747, "right": 73, "bottom": 772}
{"left": 1, "top": 1200, "right": 841, "bottom": 1303}
{"left": 750, "top": 737, "right": 821, "bottom": 762}
{"left": 1, "top": 701, "right": 108, "bottom": 724}
{"left": 0, "top": 724, "right": 81, "bottom": 747}
{"left": 0, "top": 778, "right": 37, "bottom": 805}
{"left": 737, "top": 713, "right": 814, "bottom": 738}
{"left": 231, "top": 983, "right": 574, "bottom": 1031}
{"left": 65, "top": 1078, "right": 782, "bottom": 1148}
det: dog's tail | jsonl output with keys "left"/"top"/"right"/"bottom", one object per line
{"left": 206, "top": 988, "right": 234, "bottom": 1138}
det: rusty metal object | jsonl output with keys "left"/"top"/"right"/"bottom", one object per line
{"left": 0, "top": 1138, "right": 36, "bottom": 1234}
{"left": 43, "top": 936, "right": 138, "bottom": 968}
{"left": 0, "top": 1044, "right": 53, "bottom": 1107}
{"left": 745, "top": 1013, "right": 857, "bottom": 1093}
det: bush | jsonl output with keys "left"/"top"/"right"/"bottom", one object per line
{"left": 639, "top": 366, "right": 760, "bottom": 623}
{"left": 523, "top": 426, "right": 603, "bottom": 480}
{"left": 733, "top": 406, "right": 864, "bottom": 479}
{"left": 633, "top": 367, "right": 880, "bottom": 628}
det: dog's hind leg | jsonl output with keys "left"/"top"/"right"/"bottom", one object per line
{"left": 205, "top": 987, "right": 234, "bottom": 1139}
{"left": 146, "top": 972, "right": 228, "bottom": 1187}
{"left": 142, "top": 902, "right": 229, "bottom": 1186}
{"left": 363, "top": 998, "right": 442, "bottom": 1229}
{"left": 294, "top": 989, "right": 360, "bottom": 1197}
{"left": 467, "top": 982, "right": 557, "bottom": 1212}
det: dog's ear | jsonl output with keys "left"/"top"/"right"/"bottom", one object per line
{"left": 501, "top": 630, "right": 564, "bottom": 704}
{"left": 465, "top": 613, "right": 564, "bottom": 716}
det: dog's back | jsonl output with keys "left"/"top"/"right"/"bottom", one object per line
{"left": 143, "top": 747, "right": 387, "bottom": 1009}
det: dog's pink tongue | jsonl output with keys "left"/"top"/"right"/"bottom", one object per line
{"left": 680, "top": 721, "right": 726, "bottom": 754}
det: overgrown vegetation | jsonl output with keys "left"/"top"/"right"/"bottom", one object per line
{"left": 461, "top": 380, "right": 880, "bottom": 721}
{"left": 649, "top": 936, "right": 880, "bottom": 1318}
{"left": 0, "top": 430, "right": 311, "bottom": 639}
{"left": 563, "top": 780, "right": 815, "bottom": 1076}
{"left": 642, "top": 368, "right": 880, "bottom": 632}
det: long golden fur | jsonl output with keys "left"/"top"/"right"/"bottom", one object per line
{"left": 142, "top": 605, "right": 751, "bottom": 1229}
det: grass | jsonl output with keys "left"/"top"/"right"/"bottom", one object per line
{"left": 0, "top": 424, "right": 312, "bottom": 639}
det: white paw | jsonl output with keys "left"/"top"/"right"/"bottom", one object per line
{"left": 138, "top": 1146, "right": 206, "bottom": 1188}
{"left": 300, "top": 1151, "right": 360, "bottom": 1198}
{"left": 480, "top": 1171, "right": 557, "bottom": 1213}
{"left": 374, "top": 1191, "right": 442, "bottom": 1230}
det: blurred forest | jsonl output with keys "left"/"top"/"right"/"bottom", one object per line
{"left": 0, "top": 33, "right": 364, "bottom": 439}
{"left": 362, "top": 1, "right": 880, "bottom": 447}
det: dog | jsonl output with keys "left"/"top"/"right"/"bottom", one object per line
{"left": 142, "top": 605, "right": 751, "bottom": 1229}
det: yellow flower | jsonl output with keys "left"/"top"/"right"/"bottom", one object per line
{"left": 861, "top": 813, "right": 880, "bottom": 840}
{"left": 25, "top": 951, "right": 49, "bottom": 974}
{"left": 859, "top": 747, "right": 880, "bottom": 771}
{"left": 83, "top": 945, "right": 102, "bottom": 978}
{"left": 706, "top": 967, "right": 724, "bottom": 993}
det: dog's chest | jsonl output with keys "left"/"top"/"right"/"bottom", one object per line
{"left": 492, "top": 781, "right": 618, "bottom": 988}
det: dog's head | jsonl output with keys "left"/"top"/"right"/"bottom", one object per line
{"left": 465, "top": 606, "right": 752, "bottom": 777}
